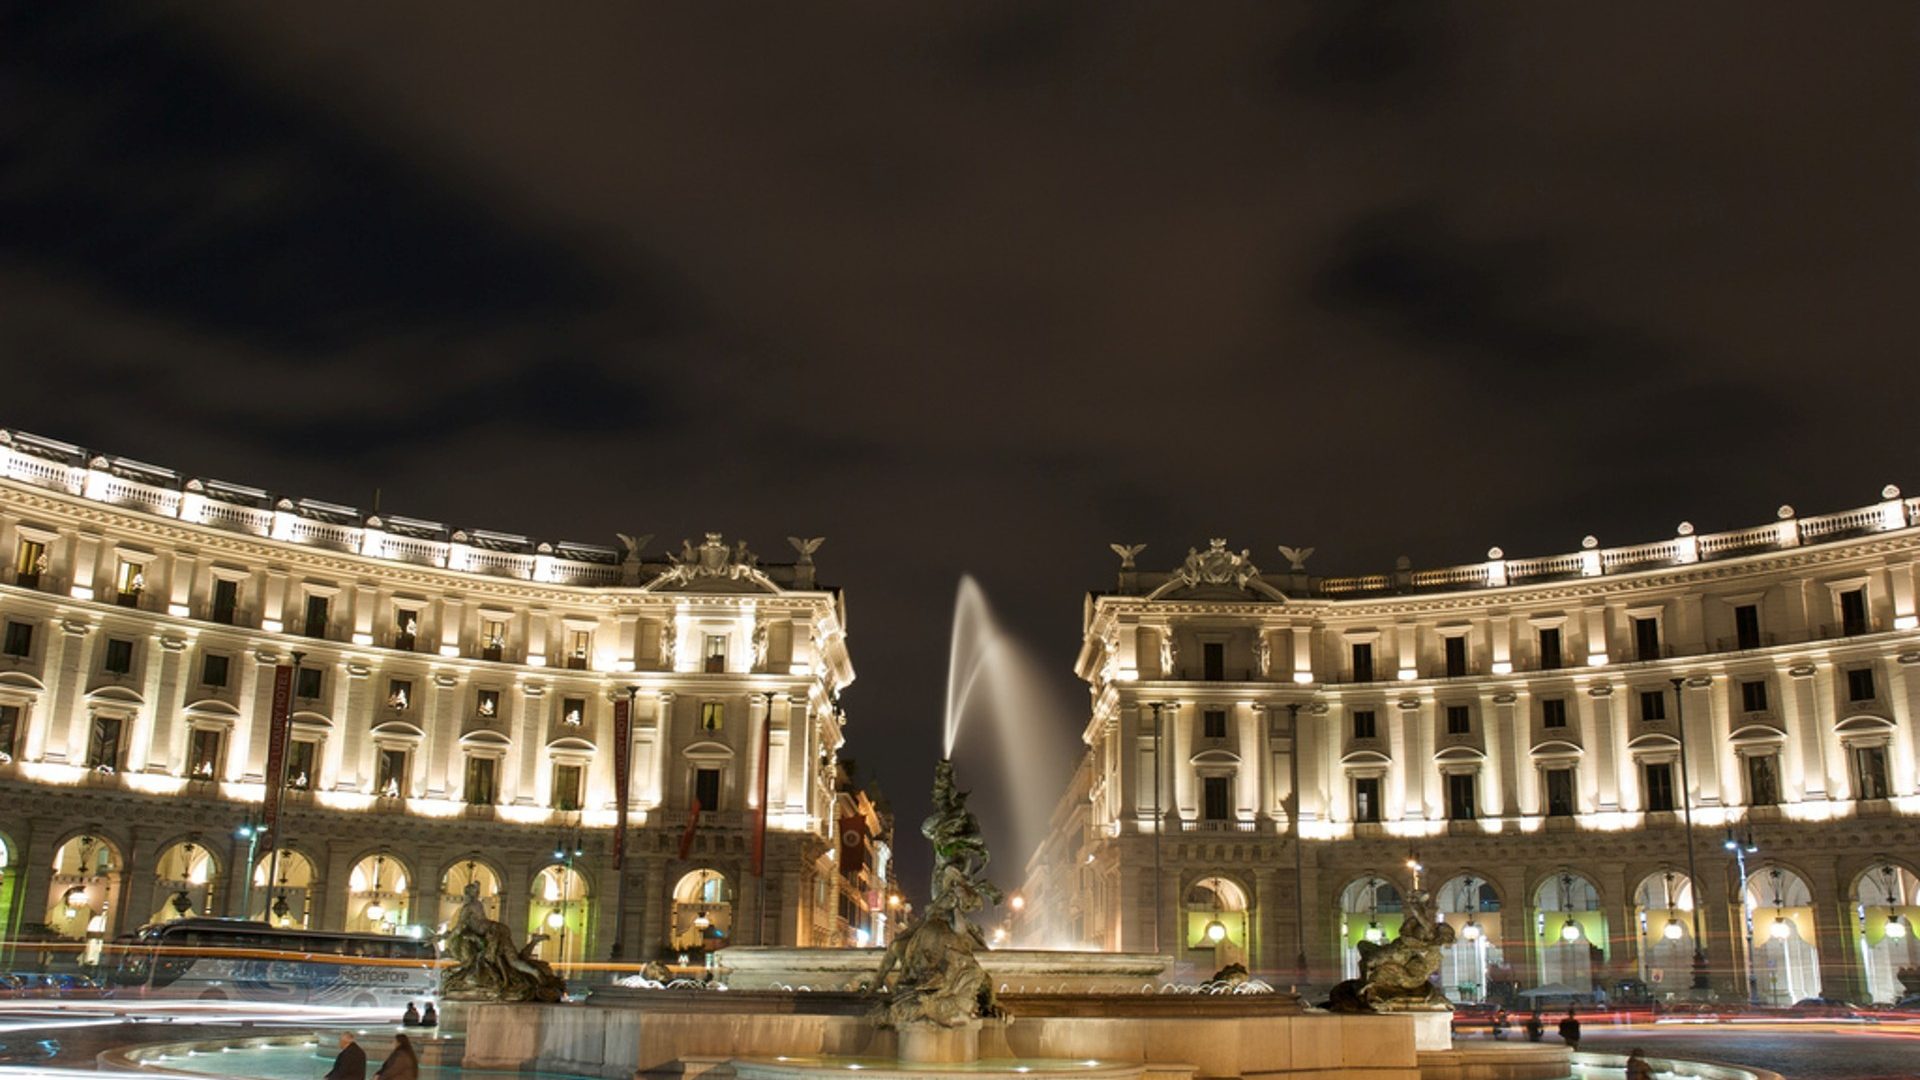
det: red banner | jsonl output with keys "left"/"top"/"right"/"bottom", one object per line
{"left": 751, "top": 700, "right": 772, "bottom": 877}
{"left": 611, "top": 697, "right": 631, "bottom": 869}
{"left": 261, "top": 664, "right": 294, "bottom": 838}
{"left": 678, "top": 798, "right": 703, "bottom": 861}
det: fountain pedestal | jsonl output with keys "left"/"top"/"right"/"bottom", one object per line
{"left": 897, "top": 1020, "right": 982, "bottom": 1065}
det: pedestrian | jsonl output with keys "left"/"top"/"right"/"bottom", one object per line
{"left": 1624, "top": 1047, "right": 1654, "bottom": 1080}
{"left": 1524, "top": 1010, "right": 1544, "bottom": 1042}
{"left": 401, "top": 1002, "right": 421, "bottom": 1027}
{"left": 1492, "top": 1009, "right": 1509, "bottom": 1040}
{"left": 374, "top": 1033, "right": 420, "bottom": 1080}
{"left": 420, "top": 1002, "right": 439, "bottom": 1027}
{"left": 1557, "top": 1008, "right": 1581, "bottom": 1051}
{"left": 324, "top": 1033, "right": 367, "bottom": 1080}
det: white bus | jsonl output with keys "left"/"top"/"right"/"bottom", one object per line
{"left": 109, "top": 918, "right": 437, "bottom": 1008}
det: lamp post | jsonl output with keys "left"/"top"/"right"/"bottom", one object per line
{"left": 1724, "top": 828, "right": 1759, "bottom": 1004}
{"left": 1670, "top": 675, "right": 1708, "bottom": 992}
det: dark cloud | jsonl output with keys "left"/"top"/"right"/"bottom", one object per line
{"left": 1, "top": 0, "right": 1914, "bottom": 895}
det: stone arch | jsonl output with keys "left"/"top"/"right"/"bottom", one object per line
{"left": 1850, "top": 860, "right": 1920, "bottom": 1003}
{"left": 150, "top": 837, "right": 221, "bottom": 924}
{"left": 438, "top": 854, "right": 505, "bottom": 929}
{"left": 1746, "top": 863, "right": 1822, "bottom": 1004}
{"left": 531, "top": 863, "right": 593, "bottom": 966}
{"left": 1182, "top": 874, "right": 1250, "bottom": 969}
{"left": 1532, "top": 870, "right": 1605, "bottom": 990}
{"left": 1336, "top": 874, "right": 1405, "bottom": 981}
{"left": 345, "top": 851, "right": 413, "bottom": 933}
{"left": 46, "top": 833, "right": 124, "bottom": 943}
{"left": 1630, "top": 867, "right": 1697, "bottom": 988}
{"left": 251, "top": 847, "right": 319, "bottom": 927}
{"left": 1434, "top": 873, "right": 1502, "bottom": 1003}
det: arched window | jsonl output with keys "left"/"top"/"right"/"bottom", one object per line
{"left": 1533, "top": 872, "right": 1604, "bottom": 990}
{"left": 346, "top": 854, "right": 410, "bottom": 934}
{"left": 1747, "top": 866, "right": 1820, "bottom": 1004}
{"left": 1853, "top": 863, "right": 1920, "bottom": 1004}
{"left": 670, "top": 868, "right": 733, "bottom": 956}
{"left": 1337, "top": 876, "right": 1404, "bottom": 980}
{"left": 440, "top": 858, "right": 502, "bottom": 930}
{"left": 532, "top": 865, "right": 592, "bottom": 966}
{"left": 252, "top": 849, "right": 316, "bottom": 928}
{"left": 1632, "top": 870, "right": 1696, "bottom": 992}
{"left": 151, "top": 840, "right": 219, "bottom": 923}
{"left": 1436, "top": 875, "right": 1503, "bottom": 1002}
{"left": 47, "top": 835, "right": 122, "bottom": 944}
{"left": 1183, "top": 875, "right": 1249, "bottom": 967}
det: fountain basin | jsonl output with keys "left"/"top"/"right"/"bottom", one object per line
{"left": 719, "top": 948, "right": 1173, "bottom": 994}
{"left": 733, "top": 1056, "right": 1144, "bottom": 1080}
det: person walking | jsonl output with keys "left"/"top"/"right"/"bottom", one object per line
{"left": 1524, "top": 1010, "right": 1544, "bottom": 1042}
{"left": 1557, "top": 1008, "right": 1582, "bottom": 1051}
{"left": 373, "top": 1034, "right": 420, "bottom": 1080}
{"left": 1624, "top": 1048, "right": 1654, "bottom": 1080}
{"left": 324, "top": 1033, "right": 367, "bottom": 1080}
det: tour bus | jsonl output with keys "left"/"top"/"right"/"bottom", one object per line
{"left": 109, "top": 918, "right": 437, "bottom": 1007}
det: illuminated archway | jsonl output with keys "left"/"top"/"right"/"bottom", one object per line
{"left": 150, "top": 840, "right": 219, "bottom": 924}
{"left": 670, "top": 868, "right": 733, "bottom": 955}
{"left": 531, "top": 865, "right": 592, "bottom": 966}
{"left": 1747, "top": 866, "right": 1820, "bottom": 1004}
{"left": 346, "top": 854, "right": 410, "bottom": 934}
{"left": 1184, "top": 875, "right": 1250, "bottom": 971}
{"left": 1436, "top": 875, "right": 1503, "bottom": 1002}
{"left": 46, "top": 835, "right": 122, "bottom": 946}
{"left": 440, "top": 858, "right": 502, "bottom": 930}
{"left": 251, "top": 849, "right": 316, "bottom": 928}
{"left": 1534, "top": 872, "right": 1603, "bottom": 989}
{"left": 1853, "top": 863, "right": 1920, "bottom": 1004}
{"left": 1337, "top": 876, "right": 1404, "bottom": 980}
{"left": 1632, "top": 870, "right": 1696, "bottom": 993}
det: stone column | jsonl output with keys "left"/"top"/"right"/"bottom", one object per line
{"left": 49, "top": 619, "right": 97, "bottom": 764}
{"left": 1806, "top": 857, "right": 1857, "bottom": 1002}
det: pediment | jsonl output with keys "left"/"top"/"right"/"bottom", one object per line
{"left": 85, "top": 685, "right": 144, "bottom": 706}
{"left": 1435, "top": 745, "right": 1487, "bottom": 763}
{"left": 1834, "top": 714, "right": 1895, "bottom": 735}
{"left": 459, "top": 730, "right": 512, "bottom": 748}
{"left": 1190, "top": 749, "right": 1242, "bottom": 767}
{"left": 546, "top": 736, "right": 597, "bottom": 753}
{"left": 182, "top": 698, "right": 242, "bottom": 718}
{"left": 1529, "top": 740, "right": 1585, "bottom": 759}
{"left": 1142, "top": 539, "right": 1288, "bottom": 603}
{"left": 1341, "top": 749, "right": 1393, "bottom": 766}
{"left": 0, "top": 672, "right": 46, "bottom": 691}
{"left": 370, "top": 720, "right": 427, "bottom": 740}
{"left": 1627, "top": 732, "right": 1682, "bottom": 751}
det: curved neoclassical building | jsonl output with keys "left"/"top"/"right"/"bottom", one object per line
{"left": 1021, "top": 494, "right": 1920, "bottom": 1004}
{"left": 0, "top": 428, "right": 873, "bottom": 966}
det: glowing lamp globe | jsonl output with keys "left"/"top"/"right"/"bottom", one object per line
{"left": 1769, "top": 916, "right": 1791, "bottom": 940}
{"left": 1885, "top": 917, "right": 1908, "bottom": 940}
{"left": 546, "top": 909, "right": 566, "bottom": 930}
{"left": 365, "top": 900, "right": 386, "bottom": 923}
{"left": 1364, "top": 923, "right": 1386, "bottom": 945}
{"left": 1204, "top": 919, "right": 1228, "bottom": 944}
{"left": 1560, "top": 918, "right": 1581, "bottom": 943}
{"left": 692, "top": 910, "right": 712, "bottom": 930}
{"left": 1461, "top": 921, "right": 1482, "bottom": 941}
{"left": 1663, "top": 918, "right": 1684, "bottom": 941}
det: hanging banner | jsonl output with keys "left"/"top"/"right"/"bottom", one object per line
{"left": 612, "top": 697, "right": 632, "bottom": 869}
{"left": 261, "top": 664, "right": 294, "bottom": 837}
{"left": 678, "top": 798, "right": 703, "bottom": 861}
{"left": 751, "top": 698, "right": 772, "bottom": 877}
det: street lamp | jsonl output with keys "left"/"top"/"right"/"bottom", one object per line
{"left": 1204, "top": 919, "right": 1228, "bottom": 944}
{"left": 1671, "top": 676, "right": 1709, "bottom": 991}
{"left": 1724, "top": 828, "right": 1759, "bottom": 1003}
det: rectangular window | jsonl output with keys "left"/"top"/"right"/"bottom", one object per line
{"left": 200, "top": 653, "right": 230, "bottom": 688}
{"left": 394, "top": 609, "right": 418, "bottom": 650}
{"left": 1538, "top": 627, "right": 1562, "bottom": 670}
{"left": 464, "top": 755, "right": 498, "bottom": 805}
{"left": 1745, "top": 754, "right": 1779, "bottom": 806}
{"left": 1740, "top": 679, "right": 1768, "bottom": 713}
{"left": 303, "top": 594, "right": 330, "bottom": 638}
{"left": 1444, "top": 636, "right": 1468, "bottom": 677}
{"left": 375, "top": 747, "right": 409, "bottom": 797}
{"left": 103, "top": 638, "right": 135, "bottom": 676}
{"left": 476, "top": 689, "right": 500, "bottom": 717}
{"left": 295, "top": 667, "right": 323, "bottom": 699}
{"left": 1734, "top": 604, "right": 1761, "bottom": 650}
{"left": 15, "top": 538, "right": 46, "bottom": 588}
{"left": 285, "top": 739, "right": 316, "bottom": 790}
{"left": 561, "top": 697, "right": 586, "bottom": 726}
{"left": 1840, "top": 588, "right": 1869, "bottom": 636}
{"left": 481, "top": 618, "right": 507, "bottom": 661}
{"left": 1542, "top": 698, "right": 1568, "bottom": 729}
{"left": 1202, "top": 775, "right": 1231, "bottom": 821}
{"left": 693, "top": 767, "right": 721, "bottom": 810}
{"left": 115, "top": 559, "right": 145, "bottom": 607}
{"left": 1446, "top": 773, "right": 1477, "bottom": 820}
{"left": 1353, "top": 776, "right": 1381, "bottom": 823}
{"left": 1351, "top": 642, "right": 1374, "bottom": 683}
{"left": 1202, "top": 709, "right": 1227, "bottom": 739}
{"left": 386, "top": 679, "right": 412, "bottom": 711}
{"left": 0, "top": 703, "right": 18, "bottom": 758}
{"left": 1445, "top": 704, "right": 1471, "bottom": 736}
{"left": 210, "top": 578, "right": 238, "bottom": 624}
{"left": 187, "top": 728, "right": 223, "bottom": 780}
{"left": 1644, "top": 762, "right": 1676, "bottom": 812}
{"left": 1, "top": 621, "right": 29, "bottom": 658}
{"left": 1855, "top": 745, "right": 1890, "bottom": 800}
{"left": 1848, "top": 667, "right": 1877, "bottom": 702}
{"left": 704, "top": 634, "right": 728, "bottom": 673}
{"left": 551, "top": 763, "right": 583, "bottom": 811}
{"left": 1351, "top": 709, "right": 1377, "bottom": 740}
{"left": 1545, "top": 768, "right": 1575, "bottom": 817}
{"left": 1639, "top": 690, "right": 1666, "bottom": 722}
{"left": 86, "top": 715, "right": 123, "bottom": 770}
{"left": 701, "top": 702, "right": 724, "bottom": 731}
{"left": 1633, "top": 616, "right": 1661, "bottom": 661}
{"left": 567, "top": 629, "right": 592, "bottom": 671}
{"left": 1203, "top": 642, "right": 1225, "bottom": 681}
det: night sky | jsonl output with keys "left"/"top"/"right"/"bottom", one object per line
{"left": 3, "top": 2, "right": 1915, "bottom": 897}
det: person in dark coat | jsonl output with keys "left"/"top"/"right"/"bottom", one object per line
{"left": 401, "top": 1002, "right": 421, "bottom": 1027}
{"left": 1557, "top": 1008, "right": 1582, "bottom": 1050}
{"left": 1524, "top": 1010, "right": 1544, "bottom": 1042}
{"left": 420, "top": 1002, "right": 438, "bottom": 1027}
{"left": 324, "top": 1033, "right": 367, "bottom": 1080}
{"left": 1625, "top": 1048, "right": 1654, "bottom": 1080}
{"left": 373, "top": 1033, "right": 420, "bottom": 1080}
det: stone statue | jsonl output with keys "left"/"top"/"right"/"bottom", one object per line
{"left": 787, "top": 536, "right": 825, "bottom": 566}
{"left": 659, "top": 625, "right": 679, "bottom": 669}
{"left": 1277, "top": 545, "right": 1315, "bottom": 572}
{"left": 752, "top": 621, "right": 770, "bottom": 669}
{"left": 1108, "top": 543, "right": 1146, "bottom": 569}
{"left": 1325, "top": 887, "right": 1455, "bottom": 1013}
{"left": 1256, "top": 633, "right": 1272, "bottom": 678}
{"left": 437, "top": 882, "right": 566, "bottom": 1003}
{"left": 1159, "top": 631, "right": 1177, "bottom": 677}
{"left": 872, "top": 759, "right": 1003, "bottom": 1029}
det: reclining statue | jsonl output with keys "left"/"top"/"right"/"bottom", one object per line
{"left": 1324, "top": 886, "right": 1455, "bottom": 1013}
{"left": 437, "top": 882, "right": 567, "bottom": 1002}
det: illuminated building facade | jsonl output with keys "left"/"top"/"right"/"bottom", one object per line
{"left": 0, "top": 428, "right": 856, "bottom": 967}
{"left": 1023, "top": 494, "right": 1920, "bottom": 1004}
